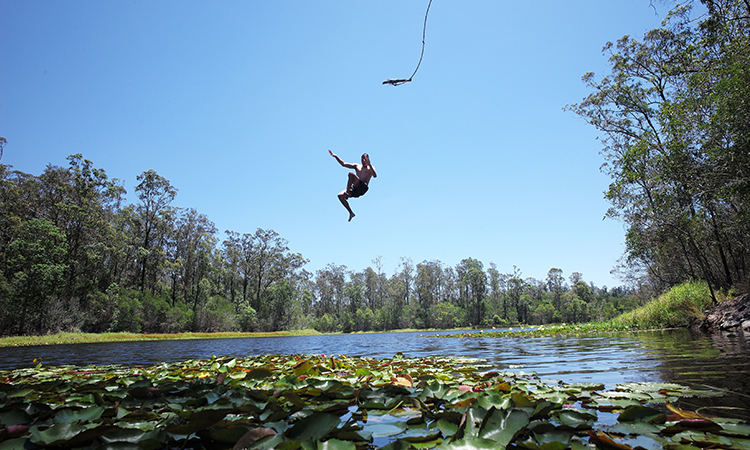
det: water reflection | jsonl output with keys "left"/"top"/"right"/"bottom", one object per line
{"left": 1, "top": 329, "right": 748, "bottom": 416}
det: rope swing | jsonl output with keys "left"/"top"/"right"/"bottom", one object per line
{"left": 382, "top": 0, "right": 433, "bottom": 86}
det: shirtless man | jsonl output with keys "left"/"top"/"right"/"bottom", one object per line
{"left": 329, "top": 149, "right": 377, "bottom": 222}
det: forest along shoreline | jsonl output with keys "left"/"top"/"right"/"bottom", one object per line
{"left": 3, "top": 291, "right": 749, "bottom": 348}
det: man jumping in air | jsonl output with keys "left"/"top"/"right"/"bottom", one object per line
{"left": 329, "top": 149, "right": 377, "bottom": 221}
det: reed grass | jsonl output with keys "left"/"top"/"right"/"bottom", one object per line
{"left": 609, "top": 280, "right": 715, "bottom": 329}
{"left": 0, "top": 329, "right": 321, "bottom": 347}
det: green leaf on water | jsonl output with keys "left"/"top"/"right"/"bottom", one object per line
{"left": 479, "top": 407, "right": 530, "bottom": 446}
{"left": 555, "top": 409, "right": 595, "bottom": 429}
{"left": 0, "top": 408, "right": 31, "bottom": 427}
{"left": 247, "top": 367, "right": 274, "bottom": 379}
{"left": 164, "top": 409, "right": 229, "bottom": 435}
{"left": 314, "top": 438, "right": 357, "bottom": 450}
{"left": 671, "top": 430, "right": 734, "bottom": 447}
{"left": 604, "top": 421, "right": 663, "bottom": 437}
{"left": 294, "top": 360, "right": 314, "bottom": 377}
{"left": 1, "top": 353, "right": 747, "bottom": 450}
{"left": 399, "top": 427, "right": 442, "bottom": 443}
{"left": 618, "top": 405, "right": 665, "bottom": 423}
{"left": 365, "top": 421, "right": 408, "bottom": 438}
{"left": 54, "top": 406, "right": 105, "bottom": 423}
{"left": 518, "top": 429, "right": 574, "bottom": 450}
{"left": 440, "top": 437, "right": 499, "bottom": 449}
{"left": 0, "top": 438, "right": 28, "bottom": 450}
{"left": 718, "top": 421, "right": 750, "bottom": 438}
{"left": 286, "top": 413, "right": 341, "bottom": 441}
{"left": 436, "top": 418, "right": 459, "bottom": 437}
{"left": 28, "top": 422, "right": 98, "bottom": 446}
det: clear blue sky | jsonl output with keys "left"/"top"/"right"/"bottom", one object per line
{"left": 1, "top": 1, "right": 677, "bottom": 288}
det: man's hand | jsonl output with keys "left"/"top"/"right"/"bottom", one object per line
{"left": 329, "top": 149, "right": 347, "bottom": 167}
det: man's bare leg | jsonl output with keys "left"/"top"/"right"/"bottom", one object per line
{"left": 338, "top": 191, "right": 356, "bottom": 221}
{"left": 346, "top": 172, "right": 359, "bottom": 194}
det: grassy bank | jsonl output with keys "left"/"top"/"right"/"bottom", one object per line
{"left": 0, "top": 329, "right": 321, "bottom": 347}
{"left": 437, "top": 280, "right": 720, "bottom": 339}
{"left": 609, "top": 280, "right": 716, "bottom": 329}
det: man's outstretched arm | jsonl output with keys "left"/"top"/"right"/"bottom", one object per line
{"left": 329, "top": 149, "right": 356, "bottom": 169}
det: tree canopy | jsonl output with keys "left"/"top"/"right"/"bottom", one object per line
{"left": 567, "top": 0, "right": 750, "bottom": 297}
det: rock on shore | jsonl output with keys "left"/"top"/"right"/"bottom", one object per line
{"left": 700, "top": 293, "right": 750, "bottom": 332}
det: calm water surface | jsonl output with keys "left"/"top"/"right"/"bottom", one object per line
{"left": 1, "top": 328, "right": 748, "bottom": 415}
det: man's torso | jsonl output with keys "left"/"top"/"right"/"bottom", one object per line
{"left": 355, "top": 165, "right": 375, "bottom": 185}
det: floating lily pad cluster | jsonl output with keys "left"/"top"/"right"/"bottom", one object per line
{"left": 0, "top": 354, "right": 748, "bottom": 449}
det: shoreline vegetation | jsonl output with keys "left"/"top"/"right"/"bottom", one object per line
{"left": 1, "top": 280, "right": 733, "bottom": 347}
{"left": 0, "top": 329, "right": 320, "bottom": 348}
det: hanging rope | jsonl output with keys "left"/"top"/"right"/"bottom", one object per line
{"left": 383, "top": 0, "right": 433, "bottom": 86}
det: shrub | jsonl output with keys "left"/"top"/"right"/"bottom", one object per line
{"left": 196, "top": 296, "right": 237, "bottom": 332}
{"left": 432, "top": 302, "right": 467, "bottom": 329}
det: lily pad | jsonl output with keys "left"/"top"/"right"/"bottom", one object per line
{"left": 478, "top": 407, "right": 530, "bottom": 446}
{"left": 286, "top": 413, "right": 341, "bottom": 441}
{"left": 1, "top": 354, "right": 747, "bottom": 450}
{"left": 618, "top": 405, "right": 665, "bottom": 423}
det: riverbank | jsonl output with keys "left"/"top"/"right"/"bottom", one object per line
{"left": 4, "top": 281, "right": 745, "bottom": 348}
{"left": 0, "top": 327, "right": 479, "bottom": 348}
{"left": 0, "top": 329, "right": 322, "bottom": 347}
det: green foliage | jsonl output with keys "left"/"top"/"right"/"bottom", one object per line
{"left": 432, "top": 302, "right": 467, "bottom": 329}
{"left": 610, "top": 280, "right": 714, "bottom": 328}
{"left": 5, "top": 219, "right": 68, "bottom": 335}
{"left": 567, "top": 0, "right": 750, "bottom": 294}
{"left": 239, "top": 305, "right": 259, "bottom": 332}
{"left": 1, "top": 354, "right": 741, "bottom": 449}
{"left": 197, "top": 295, "right": 239, "bottom": 332}
{"left": 313, "top": 313, "right": 338, "bottom": 333}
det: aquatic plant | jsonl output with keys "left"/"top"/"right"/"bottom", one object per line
{"left": 0, "top": 354, "right": 748, "bottom": 449}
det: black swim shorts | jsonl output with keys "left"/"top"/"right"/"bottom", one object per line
{"left": 349, "top": 180, "right": 369, "bottom": 198}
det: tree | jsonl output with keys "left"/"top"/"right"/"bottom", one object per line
{"left": 0, "top": 165, "right": 40, "bottom": 255}
{"left": 45, "top": 155, "right": 125, "bottom": 312}
{"left": 573, "top": 280, "right": 595, "bottom": 303}
{"left": 134, "top": 169, "right": 177, "bottom": 293}
{"left": 567, "top": 0, "right": 750, "bottom": 295}
{"left": 506, "top": 274, "right": 525, "bottom": 324}
{"left": 5, "top": 219, "right": 68, "bottom": 335}
{"left": 456, "top": 258, "right": 486, "bottom": 326}
{"left": 166, "top": 208, "right": 217, "bottom": 310}
{"left": 314, "top": 263, "right": 348, "bottom": 318}
{"left": 415, "top": 260, "right": 444, "bottom": 328}
{"left": 223, "top": 228, "right": 306, "bottom": 329}
{"left": 546, "top": 268, "right": 566, "bottom": 312}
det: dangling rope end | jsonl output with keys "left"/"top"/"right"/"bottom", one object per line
{"left": 382, "top": 0, "right": 432, "bottom": 87}
{"left": 382, "top": 78, "right": 412, "bottom": 86}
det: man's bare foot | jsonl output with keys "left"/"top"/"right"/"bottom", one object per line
{"left": 348, "top": 212, "right": 355, "bottom": 222}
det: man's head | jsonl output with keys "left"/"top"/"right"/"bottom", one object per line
{"left": 361, "top": 153, "right": 370, "bottom": 165}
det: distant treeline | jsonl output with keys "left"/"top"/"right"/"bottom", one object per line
{"left": 0, "top": 155, "right": 636, "bottom": 336}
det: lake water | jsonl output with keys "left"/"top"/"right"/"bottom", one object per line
{"left": 1, "top": 328, "right": 748, "bottom": 417}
